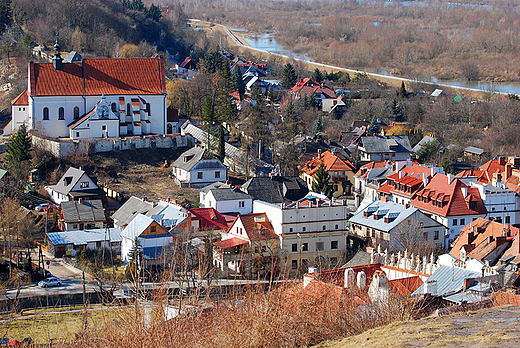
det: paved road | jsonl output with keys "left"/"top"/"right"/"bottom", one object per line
{"left": 191, "top": 19, "right": 513, "bottom": 97}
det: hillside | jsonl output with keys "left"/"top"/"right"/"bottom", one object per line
{"left": 318, "top": 306, "right": 520, "bottom": 348}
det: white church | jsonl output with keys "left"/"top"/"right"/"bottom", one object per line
{"left": 6, "top": 41, "right": 171, "bottom": 139}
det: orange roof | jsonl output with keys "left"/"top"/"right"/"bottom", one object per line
{"left": 29, "top": 58, "right": 166, "bottom": 96}
{"left": 411, "top": 174, "right": 487, "bottom": 217}
{"left": 380, "top": 164, "right": 433, "bottom": 198}
{"left": 11, "top": 90, "right": 28, "bottom": 105}
{"left": 354, "top": 161, "right": 389, "bottom": 178}
{"left": 213, "top": 237, "right": 249, "bottom": 249}
{"left": 388, "top": 276, "right": 423, "bottom": 297}
{"left": 300, "top": 151, "right": 356, "bottom": 177}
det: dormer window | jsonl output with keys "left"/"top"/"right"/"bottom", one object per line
{"left": 469, "top": 201, "right": 477, "bottom": 209}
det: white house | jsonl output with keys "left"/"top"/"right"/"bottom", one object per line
{"left": 6, "top": 43, "right": 167, "bottom": 139}
{"left": 254, "top": 193, "right": 350, "bottom": 273}
{"left": 46, "top": 167, "right": 106, "bottom": 205}
{"left": 203, "top": 188, "right": 253, "bottom": 214}
{"left": 171, "top": 146, "right": 228, "bottom": 188}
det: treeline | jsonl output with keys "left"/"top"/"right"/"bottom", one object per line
{"left": 176, "top": 0, "right": 520, "bottom": 82}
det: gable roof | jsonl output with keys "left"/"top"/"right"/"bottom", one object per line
{"left": 47, "top": 167, "right": 93, "bottom": 196}
{"left": 229, "top": 213, "right": 277, "bottom": 241}
{"left": 411, "top": 135, "right": 442, "bottom": 154}
{"left": 171, "top": 146, "right": 225, "bottom": 172}
{"left": 112, "top": 196, "right": 184, "bottom": 228}
{"left": 209, "top": 188, "right": 253, "bottom": 202}
{"left": 378, "top": 164, "right": 441, "bottom": 199}
{"left": 121, "top": 214, "right": 168, "bottom": 240}
{"left": 61, "top": 200, "right": 105, "bottom": 223}
{"left": 359, "top": 135, "right": 412, "bottom": 154}
{"left": 241, "top": 176, "right": 309, "bottom": 203}
{"left": 29, "top": 58, "right": 166, "bottom": 96}
{"left": 411, "top": 174, "right": 487, "bottom": 217}
{"left": 349, "top": 200, "right": 423, "bottom": 233}
{"left": 11, "top": 90, "right": 28, "bottom": 106}
{"left": 189, "top": 208, "right": 229, "bottom": 231}
{"left": 300, "top": 150, "right": 356, "bottom": 177}
{"left": 412, "top": 265, "right": 480, "bottom": 297}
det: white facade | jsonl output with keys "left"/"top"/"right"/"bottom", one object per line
{"left": 468, "top": 182, "right": 517, "bottom": 225}
{"left": 205, "top": 190, "right": 253, "bottom": 214}
{"left": 173, "top": 160, "right": 227, "bottom": 186}
{"left": 46, "top": 174, "right": 98, "bottom": 205}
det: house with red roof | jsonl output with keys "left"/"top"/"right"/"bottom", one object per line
{"left": 378, "top": 163, "right": 444, "bottom": 206}
{"left": 212, "top": 213, "right": 278, "bottom": 275}
{"left": 188, "top": 208, "right": 229, "bottom": 234}
{"left": 7, "top": 43, "right": 167, "bottom": 139}
{"left": 176, "top": 57, "right": 197, "bottom": 79}
{"left": 456, "top": 157, "right": 520, "bottom": 185}
{"left": 411, "top": 174, "right": 487, "bottom": 247}
{"left": 291, "top": 78, "right": 335, "bottom": 104}
{"left": 300, "top": 150, "right": 356, "bottom": 197}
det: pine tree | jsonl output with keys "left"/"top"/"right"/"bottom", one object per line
{"left": 398, "top": 81, "right": 407, "bottom": 98}
{"left": 312, "top": 115, "right": 323, "bottom": 136}
{"left": 281, "top": 63, "right": 297, "bottom": 89}
{"left": 202, "top": 96, "right": 216, "bottom": 150}
{"left": 312, "top": 161, "right": 334, "bottom": 199}
{"left": 128, "top": 236, "right": 142, "bottom": 266}
{"left": 0, "top": 0, "right": 12, "bottom": 34}
{"left": 5, "top": 124, "right": 31, "bottom": 169}
{"left": 392, "top": 99, "right": 404, "bottom": 122}
{"left": 218, "top": 125, "right": 225, "bottom": 162}
{"left": 368, "top": 117, "right": 380, "bottom": 135}
{"left": 311, "top": 68, "right": 323, "bottom": 84}
{"left": 232, "top": 65, "right": 245, "bottom": 96}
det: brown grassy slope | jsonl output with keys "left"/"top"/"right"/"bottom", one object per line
{"left": 317, "top": 305, "right": 520, "bottom": 348}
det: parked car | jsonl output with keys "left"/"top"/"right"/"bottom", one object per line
{"left": 34, "top": 204, "right": 59, "bottom": 212}
{"left": 38, "top": 276, "right": 62, "bottom": 288}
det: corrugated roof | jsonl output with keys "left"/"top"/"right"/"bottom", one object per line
{"left": 61, "top": 199, "right": 105, "bottom": 223}
{"left": 412, "top": 265, "right": 480, "bottom": 297}
{"left": 213, "top": 237, "right": 249, "bottom": 249}
{"left": 29, "top": 58, "right": 166, "bottom": 96}
{"left": 47, "top": 228, "right": 121, "bottom": 246}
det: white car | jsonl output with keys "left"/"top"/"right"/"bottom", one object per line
{"left": 38, "top": 276, "right": 62, "bottom": 288}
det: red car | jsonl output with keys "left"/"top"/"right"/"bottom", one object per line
{"left": 35, "top": 204, "right": 59, "bottom": 212}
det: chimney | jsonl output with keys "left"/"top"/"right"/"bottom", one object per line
{"left": 505, "top": 164, "right": 512, "bottom": 181}
{"left": 422, "top": 172, "right": 429, "bottom": 186}
{"left": 463, "top": 278, "right": 475, "bottom": 291}
{"left": 499, "top": 157, "right": 506, "bottom": 166}
{"left": 466, "top": 231, "right": 474, "bottom": 244}
{"left": 495, "top": 235, "right": 507, "bottom": 247}
{"left": 399, "top": 171, "right": 405, "bottom": 179}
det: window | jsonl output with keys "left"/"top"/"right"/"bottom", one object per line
{"left": 292, "top": 243, "right": 298, "bottom": 252}
{"left": 197, "top": 172, "right": 203, "bottom": 179}
{"left": 74, "top": 106, "right": 79, "bottom": 119}
{"left": 302, "top": 227, "right": 306, "bottom": 232}
{"left": 302, "top": 243, "right": 308, "bottom": 251}
{"left": 322, "top": 225, "right": 326, "bottom": 230}
{"left": 75, "top": 132, "right": 79, "bottom": 138}
{"left": 111, "top": 103, "right": 117, "bottom": 112}
{"left": 289, "top": 227, "right": 293, "bottom": 232}
{"left": 58, "top": 107, "right": 64, "bottom": 120}
{"left": 316, "top": 242, "right": 324, "bottom": 251}
{"left": 434, "top": 231, "right": 439, "bottom": 240}
{"left": 330, "top": 257, "right": 338, "bottom": 266}
{"left": 102, "top": 125, "right": 107, "bottom": 131}
{"left": 423, "top": 232, "right": 428, "bottom": 240}
{"left": 43, "top": 107, "right": 49, "bottom": 120}
{"left": 335, "top": 224, "right": 339, "bottom": 230}
{"left": 469, "top": 201, "right": 477, "bottom": 209}
{"left": 215, "top": 171, "right": 220, "bottom": 178}
{"left": 80, "top": 182, "right": 89, "bottom": 188}
{"left": 453, "top": 219, "right": 457, "bottom": 226}
{"left": 460, "top": 218, "right": 465, "bottom": 226}
{"left": 331, "top": 240, "right": 338, "bottom": 249}
{"left": 292, "top": 260, "right": 298, "bottom": 269}
{"left": 239, "top": 201, "right": 245, "bottom": 208}
{"left": 127, "top": 103, "right": 131, "bottom": 116}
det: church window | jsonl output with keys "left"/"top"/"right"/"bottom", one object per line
{"left": 74, "top": 106, "right": 80, "bottom": 119}
{"left": 127, "top": 103, "right": 131, "bottom": 116}
{"left": 111, "top": 103, "right": 116, "bottom": 112}
{"left": 43, "top": 107, "right": 49, "bottom": 120}
{"left": 58, "top": 107, "right": 64, "bottom": 120}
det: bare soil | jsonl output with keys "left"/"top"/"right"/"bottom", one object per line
{"left": 318, "top": 306, "right": 520, "bottom": 348}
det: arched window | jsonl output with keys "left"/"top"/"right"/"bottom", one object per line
{"left": 43, "top": 107, "right": 49, "bottom": 120}
{"left": 126, "top": 103, "right": 131, "bottom": 116}
{"left": 58, "top": 107, "right": 64, "bottom": 120}
{"left": 111, "top": 103, "right": 116, "bottom": 112}
{"left": 74, "top": 106, "right": 80, "bottom": 119}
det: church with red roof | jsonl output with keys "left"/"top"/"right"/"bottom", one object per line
{"left": 7, "top": 42, "right": 168, "bottom": 139}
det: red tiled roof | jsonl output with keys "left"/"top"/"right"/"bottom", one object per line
{"left": 213, "top": 237, "right": 249, "bottom": 249}
{"left": 380, "top": 164, "right": 433, "bottom": 198}
{"left": 411, "top": 174, "right": 487, "bottom": 217}
{"left": 354, "top": 161, "right": 389, "bottom": 178}
{"left": 29, "top": 58, "right": 166, "bottom": 96}
{"left": 68, "top": 108, "right": 95, "bottom": 129}
{"left": 189, "top": 208, "right": 229, "bottom": 231}
{"left": 134, "top": 122, "right": 142, "bottom": 126}
{"left": 301, "top": 150, "right": 356, "bottom": 177}
{"left": 231, "top": 213, "right": 277, "bottom": 241}
{"left": 11, "top": 90, "right": 28, "bottom": 105}
{"left": 388, "top": 276, "right": 423, "bottom": 297}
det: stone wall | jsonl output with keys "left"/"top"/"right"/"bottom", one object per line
{"left": 32, "top": 133, "right": 194, "bottom": 158}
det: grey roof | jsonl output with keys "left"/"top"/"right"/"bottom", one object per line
{"left": 121, "top": 214, "right": 155, "bottom": 240}
{"left": 61, "top": 200, "right": 105, "bottom": 223}
{"left": 464, "top": 146, "right": 485, "bottom": 155}
{"left": 412, "top": 135, "right": 442, "bottom": 154}
{"left": 349, "top": 200, "right": 418, "bottom": 233}
{"left": 0, "top": 169, "right": 7, "bottom": 180}
{"left": 431, "top": 89, "right": 443, "bottom": 97}
{"left": 241, "top": 176, "right": 309, "bottom": 203}
{"left": 412, "top": 265, "right": 481, "bottom": 297}
{"left": 200, "top": 182, "right": 231, "bottom": 194}
{"left": 47, "top": 228, "right": 121, "bottom": 246}
{"left": 48, "top": 167, "right": 92, "bottom": 196}
{"left": 171, "top": 146, "right": 225, "bottom": 172}
{"left": 112, "top": 196, "right": 187, "bottom": 229}
{"left": 181, "top": 121, "right": 273, "bottom": 176}
{"left": 342, "top": 250, "right": 371, "bottom": 268}
{"left": 63, "top": 51, "right": 82, "bottom": 63}
{"left": 209, "top": 188, "right": 253, "bottom": 201}
{"left": 443, "top": 291, "right": 485, "bottom": 304}
{"left": 359, "top": 136, "right": 412, "bottom": 154}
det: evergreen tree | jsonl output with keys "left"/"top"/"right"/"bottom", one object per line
{"left": 312, "top": 115, "right": 323, "bottom": 136}
{"left": 232, "top": 65, "right": 245, "bottom": 96}
{"left": 202, "top": 96, "right": 216, "bottom": 150}
{"left": 0, "top": 0, "right": 12, "bottom": 34}
{"left": 251, "top": 84, "right": 262, "bottom": 104}
{"left": 282, "top": 100, "right": 299, "bottom": 142}
{"left": 147, "top": 3, "right": 161, "bottom": 21}
{"left": 218, "top": 125, "right": 225, "bottom": 162}
{"left": 311, "top": 68, "right": 323, "bottom": 84}
{"left": 312, "top": 162, "right": 334, "bottom": 199}
{"left": 128, "top": 236, "right": 142, "bottom": 267}
{"left": 281, "top": 63, "right": 297, "bottom": 89}
{"left": 267, "top": 85, "right": 277, "bottom": 102}
{"left": 368, "top": 117, "right": 380, "bottom": 135}
{"left": 5, "top": 124, "right": 31, "bottom": 169}
{"left": 398, "top": 81, "right": 407, "bottom": 98}
{"left": 391, "top": 99, "right": 404, "bottom": 122}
